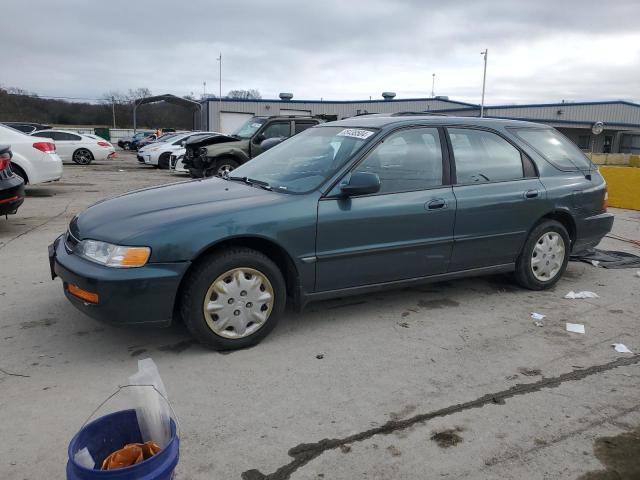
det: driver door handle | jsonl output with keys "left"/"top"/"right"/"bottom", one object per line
{"left": 525, "top": 189, "right": 539, "bottom": 199}
{"left": 426, "top": 199, "right": 447, "bottom": 210}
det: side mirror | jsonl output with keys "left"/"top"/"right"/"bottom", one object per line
{"left": 340, "top": 172, "right": 381, "bottom": 196}
{"left": 254, "top": 133, "right": 265, "bottom": 144}
{"left": 260, "top": 137, "right": 284, "bottom": 151}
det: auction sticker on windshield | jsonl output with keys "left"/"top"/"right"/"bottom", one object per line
{"left": 337, "top": 128, "right": 375, "bottom": 139}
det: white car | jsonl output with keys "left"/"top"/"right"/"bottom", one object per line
{"left": 139, "top": 132, "right": 219, "bottom": 169}
{"left": 0, "top": 124, "right": 63, "bottom": 184}
{"left": 30, "top": 129, "right": 116, "bottom": 165}
{"left": 169, "top": 148, "right": 188, "bottom": 173}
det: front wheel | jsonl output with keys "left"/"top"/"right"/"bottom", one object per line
{"left": 515, "top": 220, "right": 570, "bottom": 290}
{"left": 72, "top": 148, "right": 94, "bottom": 165}
{"left": 207, "top": 157, "right": 239, "bottom": 178}
{"left": 179, "top": 248, "right": 286, "bottom": 350}
{"left": 157, "top": 152, "right": 171, "bottom": 169}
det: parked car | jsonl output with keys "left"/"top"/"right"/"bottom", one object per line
{"left": 138, "top": 132, "right": 218, "bottom": 169}
{"left": 182, "top": 115, "right": 324, "bottom": 178}
{"left": 118, "top": 132, "right": 153, "bottom": 150}
{"left": 0, "top": 145, "right": 25, "bottom": 217}
{"left": 0, "top": 124, "right": 62, "bottom": 184}
{"left": 2, "top": 122, "right": 51, "bottom": 134}
{"left": 49, "top": 115, "right": 613, "bottom": 350}
{"left": 30, "top": 129, "right": 115, "bottom": 165}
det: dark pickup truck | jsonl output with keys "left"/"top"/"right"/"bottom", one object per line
{"left": 182, "top": 115, "right": 326, "bottom": 177}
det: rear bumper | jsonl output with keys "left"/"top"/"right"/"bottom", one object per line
{"left": 573, "top": 212, "right": 614, "bottom": 253}
{"left": 49, "top": 235, "right": 191, "bottom": 326}
{"left": 0, "top": 175, "right": 25, "bottom": 215}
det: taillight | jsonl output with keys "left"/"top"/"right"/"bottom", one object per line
{"left": 97, "top": 141, "right": 111, "bottom": 147}
{"left": 33, "top": 142, "right": 56, "bottom": 153}
{"left": 0, "top": 153, "right": 11, "bottom": 171}
{"left": 602, "top": 187, "right": 609, "bottom": 211}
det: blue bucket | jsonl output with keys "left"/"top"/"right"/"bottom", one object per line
{"left": 66, "top": 409, "right": 179, "bottom": 480}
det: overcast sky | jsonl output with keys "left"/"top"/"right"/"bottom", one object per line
{"left": 2, "top": 0, "right": 639, "bottom": 105}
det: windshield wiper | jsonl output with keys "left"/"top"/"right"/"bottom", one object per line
{"left": 228, "top": 176, "right": 272, "bottom": 191}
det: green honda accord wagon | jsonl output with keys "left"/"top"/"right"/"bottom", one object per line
{"left": 50, "top": 115, "right": 613, "bottom": 350}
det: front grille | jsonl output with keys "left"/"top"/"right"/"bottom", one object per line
{"left": 64, "top": 229, "right": 80, "bottom": 252}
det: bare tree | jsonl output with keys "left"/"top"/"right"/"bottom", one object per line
{"left": 227, "top": 89, "right": 262, "bottom": 100}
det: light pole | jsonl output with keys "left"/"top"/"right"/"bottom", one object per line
{"left": 111, "top": 96, "right": 116, "bottom": 128}
{"left": 480, "top": 49, "right": 488, "bottom": 118}
{"left": 217, "top": 53, "right": 222, "bottom": 131}
{"left": 431, "top": 73, "right": 435, "bottom": 98}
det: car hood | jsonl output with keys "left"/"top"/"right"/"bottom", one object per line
{"left": 185, "top": 134, "right": 239, "bottom": 149}
{"left": 72, "top": 178, "right": 289, "bottom": 245}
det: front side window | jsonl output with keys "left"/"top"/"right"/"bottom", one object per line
{"left": 449, "top": 128, "right": 523, "bottom": 184}
{"left": 229, "top": 126, "right": 376, "bottom": 193}
{"left": 512, "top": 127, "right": 592, "bottom": 171}
{"left": 353, "top": 127, "right": 443, "bottom": 194}
{"left": 260, "top": 122, "right": 290, "bottom": 140}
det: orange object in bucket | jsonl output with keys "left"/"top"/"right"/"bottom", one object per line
{"left": 101, "top": 441, "right": 161, "bottom": 470}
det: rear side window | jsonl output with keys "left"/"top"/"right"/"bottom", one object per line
{"left": 512, "top": 128, "right": 592, "bottom": 171}
{"left": 448, "top": 128, "right": 523, "bottom": 184}
{"left": 294, "top": 122, "right": 317, "bottom": 135}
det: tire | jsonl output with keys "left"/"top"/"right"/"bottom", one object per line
{"left": 188, "top": 168, "right": 203, "bottom": 178}
{"left": 157, "top": 152, "right": 171, "bottom": 170}
{"left": 206, "top": 157, "right": 239, "bottom": 178}
{"left": 515, "top": 220, "right": 570, "bottom": 290}
{"left": 10, "top": 164, "right": 28, "bottom": 184}
{"left": 179, "top": 248, "right": 286, "bottom": 350}
{"left": 72, "top": 148, "right": 94, "bottom": 165}
{"left": 123, "top": 142, "right": 131, "bottom": 150}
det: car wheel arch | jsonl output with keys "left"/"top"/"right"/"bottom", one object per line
{"left": 174, "top": 236, "right": 301, "bottom": 316}
{"left": 539, "top": 210, "right": 576, "bottom": 246}
{"left": 9, "top": 162, "right": 29, "bottom": 184}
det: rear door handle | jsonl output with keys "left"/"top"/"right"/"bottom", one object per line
{"left": 426, "top": 199, "right": 447, "bottom": 210}
{"left": 524, "top": 189, "right": 539, "bottom": 199}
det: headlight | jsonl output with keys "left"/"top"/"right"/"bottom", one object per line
{"left": 74, "top": 239, "right": 151, "bottom": 268}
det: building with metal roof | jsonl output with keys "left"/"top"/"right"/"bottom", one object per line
{"left": 199, "top": 94, "right": 640, "bottom": 154}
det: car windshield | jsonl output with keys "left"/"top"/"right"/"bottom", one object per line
{"left": 232, "top": 118, "right": 267, "bottom": 139}
{"left": 228, "top": 126, "right": 377, "bottom": 193}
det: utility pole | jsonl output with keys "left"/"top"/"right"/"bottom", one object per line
{"left": 480, "top": 49, "right": 488, "bottom": 118}
{"left": 111, "top": 96, "right": 116, "bottom": 128}
{"left": 431, "top": 73, "right": 435, "bottom": 98}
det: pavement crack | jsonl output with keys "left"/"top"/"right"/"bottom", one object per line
{"left": 0, "top": 367, "right": 30, "bottom": 378}
{"left": 0, "top": 200, "right": 71, "bottom": 252}
{"left": 241, "top": 355, "right": 640, "bottom": 480}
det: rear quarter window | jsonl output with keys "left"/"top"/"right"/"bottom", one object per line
{"left": 511, "top": 128, "right": 592, "bottom": 171}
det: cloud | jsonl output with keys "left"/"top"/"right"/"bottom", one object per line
{"left": 2, "top": 0, "right": 639, "bottom": 104}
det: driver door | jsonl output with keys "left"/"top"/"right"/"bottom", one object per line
{"left": 315, "top": 127, "right": 456, "bottom": 292}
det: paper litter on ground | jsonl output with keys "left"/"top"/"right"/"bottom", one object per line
{"left": 566, "top": 323, "right": 585, "bottom": 334}
{"left": 564, "top": 291, "right": 599, "bottom": 299}
{"left": 530, "top": 312, "right": 546, "bottom": 321}
{"left": 612, "top": 343, "right": 633, "bottom": 354}
{"left": 591, "top": 260, "right": 600, "bottom": 267}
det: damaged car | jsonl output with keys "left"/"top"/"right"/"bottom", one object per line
{"left": 49, "top": 115, "right": 613, "bottom": 351}
{"left": 183, "top": 115, "right": 324, "bottom": 178}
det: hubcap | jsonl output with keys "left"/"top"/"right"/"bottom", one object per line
{"left": 531, "top": 232, "right": 565, "bottom": 281}
{"left": 217, "top": 164, "right": 235, "bottom": 178}
{"left": 203, "top": 268, "right": 274, "bottom": 339}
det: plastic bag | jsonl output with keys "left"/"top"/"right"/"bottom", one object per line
{"left": 127, "top": 358, "right": 172, "bottom": 448}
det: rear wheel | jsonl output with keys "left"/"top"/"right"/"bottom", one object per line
{"left": 11, "top": 164, "right": 27, "bottom": 184}
{"left": 180, "top": 248, "right": 286, "bottom": 350}
{"left": 72, "top": 148, "right": 94, "bottom": 165}
{"left": 515, "top": 220, "right": 570, "bottom": 290}
{"left": 123, "top": 142, "right": 131, "bottom": 150}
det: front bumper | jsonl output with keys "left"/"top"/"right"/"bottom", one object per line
{"left": 574, "top": 212, "right": 615, "bottom": 253}
{"left": 0, "top": 175, "right": 25, "bottom": 215}
{"left": 49, "top": 235, "right": 191, "bottom": 326}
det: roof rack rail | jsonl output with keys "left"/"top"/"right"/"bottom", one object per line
{"left": 390, "top": 111, "right": 448, "bottom": 117}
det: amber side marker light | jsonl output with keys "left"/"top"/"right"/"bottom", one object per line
{"left": 67, "top": 284, "right": 99, "bottom": 304}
